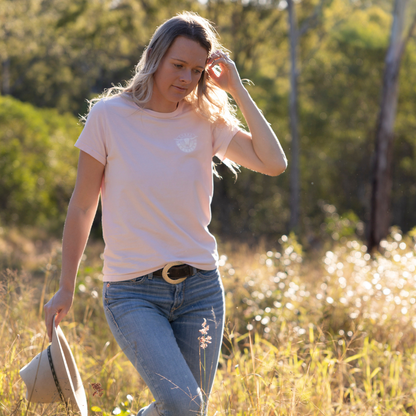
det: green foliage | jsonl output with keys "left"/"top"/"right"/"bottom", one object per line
{"left": 321, "top": 203, "right": 364, "bottom": 241}
{"left": 334, "top": 7, "right": 390, "bottom": 50}
{"left": 0, "top": 96, "right": 80, "bottom": 229}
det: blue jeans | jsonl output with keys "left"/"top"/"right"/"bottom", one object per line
{"left": 102, "top": 268, "right": 225, "bottom": 416}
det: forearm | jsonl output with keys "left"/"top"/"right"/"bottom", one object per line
{"left": 44, "top": 152, "right": 103, "bottom": 339}
{"left": 231, "top": 85, "right": 287, "bottom": 174}
{"left": 59, "top": 197, "right": 99, "bottom": 293}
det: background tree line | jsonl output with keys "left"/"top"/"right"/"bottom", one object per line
{"left": 1, "top": 0, "right": 415, "bottom": 247}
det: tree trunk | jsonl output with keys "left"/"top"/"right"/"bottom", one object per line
{"left": 288, "top": 0, "right": 300, "bottom": 233}
{"left": 368, "top": 0, "right": 411, "bottom": 252}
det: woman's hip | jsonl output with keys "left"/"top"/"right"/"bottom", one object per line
{"left": 102, "top": 268, "right": 224, "bottom": 317}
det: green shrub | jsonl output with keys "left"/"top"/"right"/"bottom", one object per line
{"left": 0, "top": 96, "right": 81, "bottom": 230}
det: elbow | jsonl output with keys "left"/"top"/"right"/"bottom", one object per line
{"left": 265, "top": 158, "right": 288, "bottom": 177}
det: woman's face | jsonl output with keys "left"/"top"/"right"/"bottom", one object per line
{"left": 149, "top": 36, "right": 208, "bottom": 113}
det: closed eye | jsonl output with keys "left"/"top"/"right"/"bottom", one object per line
{"left": 173, "top": 63, "right": 202, "bottom": 74}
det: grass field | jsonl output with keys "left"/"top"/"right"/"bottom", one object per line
{"left": 2, "top": 225, "right": 416, "bottom": 415}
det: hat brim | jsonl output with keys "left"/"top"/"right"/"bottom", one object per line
{"left": 51, "top": 316, "right": 88, "bottom": 416}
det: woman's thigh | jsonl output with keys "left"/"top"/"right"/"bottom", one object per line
{"left": 170, "top": 269, "right": 225, "bottom": 398}
{"left": 102, "top": 275, "right": 204, "bottom": 416}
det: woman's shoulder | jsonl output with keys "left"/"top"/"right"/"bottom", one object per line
{"left": 182, "top": 99, "right": 241, "bottom": 131}
{"left": 86, "top": 95, "right": 137, "bottom": 122}
{"left": 92, "top": 94, "right": 134, "bottom": 110}
{"left": 102, "top": 94, "right": 135, "bottom": 109}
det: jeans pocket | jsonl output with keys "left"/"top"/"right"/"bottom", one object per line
{"left": 197, "top": 269, "right": 219, "bottom": 280}
{"left": 104, "top": 275, "right": 148, "bottom": 303}
{"left": 109, "top": 275, "right": 148, "bottom": 286}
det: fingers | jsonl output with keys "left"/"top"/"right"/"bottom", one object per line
{"left": 44, "top": 295, "right": 69, "bottom": 342}
{"left": 54, "top": 310, "right": 66, "bottom": 327}
{"left": 45, "top": 308, "right": 67, "bottom": 341}
{"left": 208, "top": 50, "right": 232, "bottom": 68}
{"left": 207, "top": 65, "right": 220, "bottom": 80}
{"left": 44, "top": 305, "right": 55, "bottom": 342}
{"left": 43, "top": 287, "right": 74, "bottom": 341}
{"left": 44, "top": 301, "right": 61, "bottom": 342}
{"left": 209, "top": 50, "right": 230, "bottom": 60}
{"left": 207, "top": 53, "right": 231, "bottom": 82}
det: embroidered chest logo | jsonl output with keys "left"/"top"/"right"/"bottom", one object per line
{"left": 175, "top": 133, "right": 197, "bottom": 153}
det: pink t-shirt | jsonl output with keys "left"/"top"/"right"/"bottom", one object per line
{"left": 75, "top": 94, "right": 239, "bottom": 281}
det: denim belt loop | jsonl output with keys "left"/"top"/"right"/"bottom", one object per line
{"left": 148, "top": 272, "right": 153, "bottom": 280}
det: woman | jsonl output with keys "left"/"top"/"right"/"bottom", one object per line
{"left": 44, "top": 11, "right": 287, "bottom": 416}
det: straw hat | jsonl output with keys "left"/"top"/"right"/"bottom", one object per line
{"left": 20, "top": 316, "right": 88, "bottom": 416}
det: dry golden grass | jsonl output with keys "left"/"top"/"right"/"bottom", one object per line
{"left": 2, "top": 225, "right": 416, "bottom": 415}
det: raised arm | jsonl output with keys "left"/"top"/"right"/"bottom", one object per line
{"left": 44, "top": 151, "right": 105, "bottom": 341}
{"left": 207, "top": 52, "right": 287, "bottom": 176}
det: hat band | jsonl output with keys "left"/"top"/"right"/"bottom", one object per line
{"left": 47, "top": 345, "right": 67, "bottom": 408}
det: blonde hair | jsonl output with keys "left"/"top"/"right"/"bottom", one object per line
{"left": 84, "top": 12, "right": 240, "bottom": 175}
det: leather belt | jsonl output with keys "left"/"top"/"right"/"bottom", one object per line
{"left": 153, "top": 262, "right": 202, "bottom": 284}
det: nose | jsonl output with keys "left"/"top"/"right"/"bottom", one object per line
{"left": 180, "top": 69, "right": 192, "bottom": 84}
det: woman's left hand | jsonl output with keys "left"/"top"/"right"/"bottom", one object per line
{"left": 207, "top": 51, "right": 244, "bottom": 95}
{"left": 207, "top": 53, "right": 287, "bottom": 177}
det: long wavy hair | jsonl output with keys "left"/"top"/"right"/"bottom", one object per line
{"left": 85, "top": 12, "right": 241, "bottom": 174}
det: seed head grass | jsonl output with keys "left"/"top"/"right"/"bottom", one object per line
{"left": 1, "top": 226, "right": 416, "bottom": 415}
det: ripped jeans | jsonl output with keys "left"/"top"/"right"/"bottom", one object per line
{"left": 102, "top": 268, "right": 225, "bottom": 416}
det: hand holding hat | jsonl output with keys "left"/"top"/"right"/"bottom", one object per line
{"left": 44, "top": 287, "right": 74, "bottom": 342}
{"left": 20, "top": 315, "right": 88, "bottom": 416}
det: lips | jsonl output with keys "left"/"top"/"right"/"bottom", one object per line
{"left": 173, "top": 85, "right": 187, "bottom": 92}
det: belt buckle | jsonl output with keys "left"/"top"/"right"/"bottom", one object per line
{"left": 162, "top": 261, "right": 187, "bottom": 285}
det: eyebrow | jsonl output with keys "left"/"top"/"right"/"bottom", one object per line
{"left": 171, "top": 58, "right": 205, "bottom": 70}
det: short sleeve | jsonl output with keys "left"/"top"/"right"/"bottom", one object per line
{"left": 212, "top": 122, "right": 240, "bottom": 161}
{"left": 75, "top": 100, "right": 108, "bottom": 165}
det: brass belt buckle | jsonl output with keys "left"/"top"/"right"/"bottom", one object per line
{"left": 162, "top": 261, "right": 187, "bottom": 285}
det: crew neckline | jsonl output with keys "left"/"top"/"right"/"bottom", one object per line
{"left": 121, "top": 94, "right": 184, "bottom": 119}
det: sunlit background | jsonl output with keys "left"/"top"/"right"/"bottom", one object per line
{"left": 2, "top": 0, "right": 416, "bottom": 414}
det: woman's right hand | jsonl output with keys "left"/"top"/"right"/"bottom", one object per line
{"left": 44, "top": 287, "right": 74, "bottom": 342}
